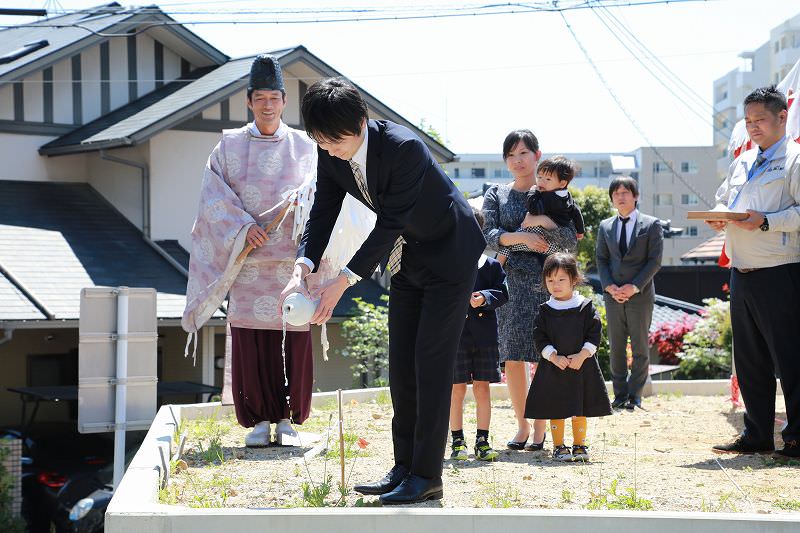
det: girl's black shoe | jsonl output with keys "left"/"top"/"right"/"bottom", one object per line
{"left": 524, "top": 433, "right": 546, "bottom": 451}
{"left": 507, "top": 438, "right": 527, "bottom": 450}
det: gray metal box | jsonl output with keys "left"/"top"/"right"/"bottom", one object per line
{"left": 78, "top": 287, "right": 158, "bottom": 434}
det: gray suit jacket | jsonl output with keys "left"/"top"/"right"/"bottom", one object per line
{"left": 596, "top": 212, "right": 664, "bottom": 296}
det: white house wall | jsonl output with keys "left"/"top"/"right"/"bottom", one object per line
{"left": 282, "top": 75, "right": 300, "bottom": 126}
{"left": 52, "top": 58, "right": 72, "bottom": 124}
{"left": 22, "top": 70, "right": 43, "bottom": 122}
{"left": 81, "top": 44, "right": 102, "bottom": 124}
{"left": 228, "top": 89, "right": 248, "bottom": 122}
{"left": 137, "top": 33, "right": 156, "bottom": 98}
{"left": 149, "top": 129, "right": 222, "bottom": 250}
{"left": 0, "top": 82, "right": 12, "bottom": 120}
{"left": 85, "top": 145, "right": 150, "bottom": 230}
{"left": 0, "top": 133, "right": 86, "bottom": 182}
{"left": 2, "top": 33, "right": 195, "bottom": 129}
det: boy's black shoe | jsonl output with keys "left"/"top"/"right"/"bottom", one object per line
{"left": 611, "top": 396, "right": 628, "bottom": 409}
{"left": 775, "top": 440, "right": 800, "bottom": 459}
{"left": 625, "top": 397, "right": 642, "bottom": 411}
{"left": 712, "top": 435, "right": 774, "bottom": 455}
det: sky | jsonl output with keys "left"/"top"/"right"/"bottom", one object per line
{"left": 6, "top": 0, "right": 800, "bottom": 154}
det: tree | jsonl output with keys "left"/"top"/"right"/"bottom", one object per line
{"left": 338, "top": 296, "right": 390, "bottom": 387}
{"left": 570, "top": 185, "right": 614, "bottom": 271}
{"left": 419, "top": 118, "right": 444, "bottom": 145}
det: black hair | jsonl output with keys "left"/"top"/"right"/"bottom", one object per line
{"left": 502, "top": 129, "right": 539, "bottom": 160}
{"left": 541, "top": 253, "right": 585, "bottom": 289}
{"left": 538, "top": 156, "right": 578, "bottom": 185}
{"left": 301, "top": 77, "right": 368, "bottom": 143}
{"left": 608, "top": 175, "right": 639, "bottom": 200}
{"left": 744, "top": 85, "right": 787, "bottom": 116}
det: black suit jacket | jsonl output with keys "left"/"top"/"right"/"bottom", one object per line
{"left": 460, "top": 256, "right": 508, "bottom": 349}
{"left": 298, "top": 120, "right": 486, "bottom": 281}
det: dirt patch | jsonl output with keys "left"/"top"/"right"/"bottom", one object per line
{"left": 161, "top": 393, "right": 800, "bottom": 513}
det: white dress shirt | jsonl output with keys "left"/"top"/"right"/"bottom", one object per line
{"left": 615, "top": 208, "right": 638, "bottom": 250}
{"left": 295, "top": 129, "right": 370, "bottom": 277}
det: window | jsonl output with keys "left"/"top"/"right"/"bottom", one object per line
{"left": 653, "top": 193, "right": 673, "bottom": 206}
{"left": 775, "top": 41, "right": 780, "bottom": 53}
{"left": 471, "top": 168, "right": 485, "bottom": 178}
{"left": 681, "top": 193, "right": 699, "bottom": 205}
{"left": 453, "top": 168, "right": 459, "bottom": 178}
{"left": 680, "top": 161, "right": 698, "bottom": 174}
{"left": 686, "top": 226, "right": 698, "bottom": 237}
{"left": 494, "top": 169, "right": 502, "bottom": 178}
{"left": 652, "top": 161, "right": 670, "bottom": 174}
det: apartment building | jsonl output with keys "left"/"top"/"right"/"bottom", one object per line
{"left": 713, "top": 11, "right": 800, "bottom": 179}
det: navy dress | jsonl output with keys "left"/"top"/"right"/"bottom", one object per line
{"left": 524, "top": 298, "right": 612, "bottom": 420}
{"left": 454, "top": 256, "right": 508, "bottom": 384}
{"left": 482, "top": 184, "right": 577, "bottom": 363}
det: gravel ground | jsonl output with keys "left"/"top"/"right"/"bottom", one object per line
{"left": 162, "top": 392, "right": 800, "bottom": 513}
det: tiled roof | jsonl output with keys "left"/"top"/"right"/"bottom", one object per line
{"left": 680, "top": 231, "right": 725, "bottom": 263}
{"left": 0, "top": 3, "right": 226, "bottom": 82}
{"left": 39, "top": 65, "right": 217, "bottom": 155}
{"left": 0, "top": 180, "right": 194, "bottom": 322}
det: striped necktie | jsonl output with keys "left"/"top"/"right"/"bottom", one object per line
{"left": 349, "top": 160, "right": 405, "bottom": 276}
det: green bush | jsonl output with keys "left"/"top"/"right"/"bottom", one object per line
{"left": 577, "top": 287, "right": 610, "bottom": 377}
{"left": 338, "top": 296, "right": 390, "bottom": 388}
{"left": 675, "top": 298, "right": 732, "bottom": 379}
{"left": 0, "top": 445, "right": 25, "bottom": 533}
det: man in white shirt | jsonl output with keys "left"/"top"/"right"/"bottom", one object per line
{"left": 709, "top": 86, "right": 800, "bottom": 459}
{"left": 596, "top": 176, "right": 663, "bottom": 411}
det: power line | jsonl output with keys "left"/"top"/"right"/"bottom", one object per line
{"left": 559, "top": 9, "right": 715, "bottom": 208}
{"left": 590, "top": 4, "right": 731, "bottom": 138}
{"left": 0, "top": 0, "right": 720, "bottom": 36}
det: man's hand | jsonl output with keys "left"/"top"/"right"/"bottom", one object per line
{"left": 246, "top": 225, "right": 269, "bottom": 248}
{"left": 619, "top": 284, "right": 638, "bottom": 299}
{"left": 279, "top": 264, "right": 311, "bottom": 314}
{"left": 551, "top": 355, "right": 570, "bottom": 370}
{"left": 470, "top": 292, "right": 486, "bottom": 308}
{"left": 730, "top": 209, "right": 766, "bottom": 232}
{"left": 310, "top": 274, "right": 349, "bottom": 325}
{"left": 705, "top": 220, "right": 727, "bottom": 232}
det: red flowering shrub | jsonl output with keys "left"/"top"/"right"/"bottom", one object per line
{"left": 648, "top": 316, "right": 699, "bottom": 365}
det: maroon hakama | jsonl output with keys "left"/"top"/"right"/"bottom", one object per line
{"left": 230, "top": 326, "right": 313, "bottom": 427}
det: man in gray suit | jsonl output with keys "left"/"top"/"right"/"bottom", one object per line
{"left": 596, "top": 176, "right": 663, "bottom": 411}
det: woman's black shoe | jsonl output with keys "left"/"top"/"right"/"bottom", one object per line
{"left": 507, "top": 438, "right": 528, "bottom": 450}
{"left": 524, "top": 433, "right": 546, "bottom": 451}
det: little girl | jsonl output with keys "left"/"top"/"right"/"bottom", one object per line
{"left": 524, "top": 253, "right": 612, "bottom": 461}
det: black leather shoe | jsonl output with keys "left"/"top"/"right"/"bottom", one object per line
{"left": 379, "top": 474, "right": 443, "bottom": 505}
{"left": 611, "top": 396, "right": 628, "bottom": 409}
{"left": 524, "top": 433, "right": 546, "bottom": 452}
{"left": 713, "top": 435, "right": 774, "bottom": 455}
{"left": 625, "top": 397, "right": 642, "bottom": 411}
{"left": 507, "top": 438, "right": 527, "bottom": 450}
{"left": 354, "top": 464, "right": 409, "bottom": 495}
{"left": 775, "top": 439, "right": 800, "bottom": 459}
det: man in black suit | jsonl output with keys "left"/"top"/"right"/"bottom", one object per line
{"left": 280, "top": 78, "right": 486, "bottom": 504}
{"left": 596, "top": 176, "right": 663, "bottom": 411}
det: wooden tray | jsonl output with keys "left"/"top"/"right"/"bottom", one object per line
{"left": 687, "top": 211, "right": 748, "bottom": 221}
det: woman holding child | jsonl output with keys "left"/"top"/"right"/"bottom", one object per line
{"left": 481, "top": 129, "right": 578, "bottom": 451}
